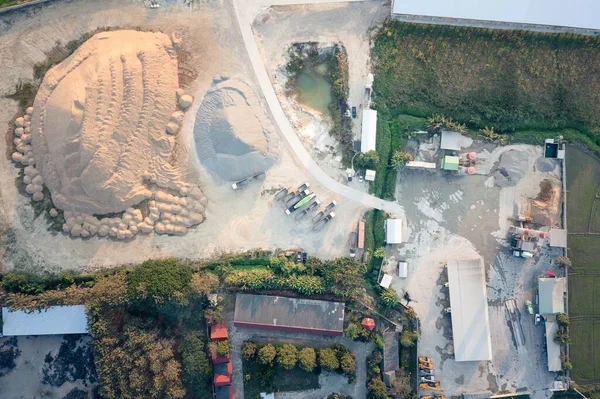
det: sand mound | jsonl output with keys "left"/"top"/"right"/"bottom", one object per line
{"left": 30, "top": 30, "right": 183, "bottom": 214}
{"left": 193, "top": 78, "right": 278, "bottom": 181}
{"left": 11, "top": 30, "right": 208, "bottom": 239}
{"left": 529, "top": 178, "right": 562, "bottom": 226}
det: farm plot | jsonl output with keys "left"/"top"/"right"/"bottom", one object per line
{"left": 567, "top": 145, "right": 600, "bottom": 384}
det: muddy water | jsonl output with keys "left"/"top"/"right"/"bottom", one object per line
{"left": 294, "top": 69, "right": 332, "bottom": 114}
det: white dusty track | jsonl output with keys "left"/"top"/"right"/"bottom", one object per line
{"left": 233, "top": 0, "right": 405, "bottom": 219}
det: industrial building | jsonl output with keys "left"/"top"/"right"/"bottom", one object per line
{"left": 361, "top": 109, "right": 377, "bottom": 153}
{"left": 234, "top": 293, "right": 345, "bottom": 336}
{"left": 385, "top": 218, "right": 403, "bottom": 244}
{"left": 391, "top": 0, "right": 600, "bottom": 31}
{"left": 382, "top": 331, "right": 399, "bottom": 387}
{"left": 545, "top": 321, "right": 562, "bottom": 372}
{"left": 538, "top": 277, "right": 566, "bottom": 316}
{"left": 447, "top": 258, "right": 492, "bottom": 361}
{"left": 2, "top": 305, "right": 88, "bottom": 336}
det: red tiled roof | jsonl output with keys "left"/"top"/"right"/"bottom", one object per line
{"left": 211, "top": 322, "right": 229, "bottom": 340}
{"left": 214, "top": 362, "right": 232, "bottom": 387}
{"left": 214, "top": 373, "right": 231, "bottom": 387}
{"left": 212, "top": 353, "right": 230, "bottom": 365}
{"left": 361, "top": 318, "right": 376, "bottom": 331}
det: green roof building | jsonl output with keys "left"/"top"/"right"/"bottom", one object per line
{"left": 441, "top": 156, "right": 460, "bottom": 171}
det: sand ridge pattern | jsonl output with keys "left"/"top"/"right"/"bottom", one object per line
{"left": 12, "top": 30, "right": 207, "bottom": 239}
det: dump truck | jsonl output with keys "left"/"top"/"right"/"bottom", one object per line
{"left": 231, "top": 178, "right": 249, "bottom": 190}
{"left": 324, "top": 200, "right": 337, "bottom": 212}
{"left": 297, "top": 182, "right": 310, "bottom": 192}
{"left": 275, "top": 188, "right": 288, "bottom": 201}
{"left": 286, "top": 189, "right": 310, "bottom": 208}
{"left": 283, "top": 191, "right": 296, "bottom": 203}
{"left": 526, "top": 300, "right": 534, "bottom": 315}
{"left": 313, "top": 212, "right": 335, "bottom": 231}
{"left": 295, "top": 199, "right": 320, "bottom": 220}
{"left": 312, "top": 211, "right": 325, "bottom": 223}
{"left": 349, "top": 231, "right": 358, "bottom": 257}
{"left": 286, "top": 193, "right": 315, "bottom": 215}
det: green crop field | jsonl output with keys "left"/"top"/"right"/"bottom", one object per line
{"left": 567, "top": 146, "right": 600, "bottom": 384}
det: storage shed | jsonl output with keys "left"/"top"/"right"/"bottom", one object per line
{"left": 2, "top": 305, "right": 88, "bottom": 336}
{"left": 441, "top": 155, "right": 460, "bottom": 171}
{"left": 361, "top": 110, "right": 377, "bottom": 153}
{"left": 385, "top": 218, "right": 403, "bottom": 244}
{"left": 447, "top": 258, "right": 492, "bottom": 361}
{"left": 538, "top": 277, "right": 566, "bottom": 316}
{"left": 440, "top": 131, "right": 462, "bottom": 151}
{"left": 234, "top": 294, "right": 345, "bottom": 336}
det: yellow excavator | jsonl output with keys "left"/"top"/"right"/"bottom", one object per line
{"left": 419, "top": 381, "right": 442, "bottom": 391}
{"left": 420, "top": 395, "right": 445, "bottom": 399}
{"left": 419, "top": 358, "right": 434, "bottom": 370}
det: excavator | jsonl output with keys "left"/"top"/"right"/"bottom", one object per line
{"left": 419, "top": 357, "right": 434, "bottom": 370}
{"left": 419, "top": 381, "right": 442, "bottom": 390}
{"left": 420, "top": 395, "right": 445, "bottom": 399}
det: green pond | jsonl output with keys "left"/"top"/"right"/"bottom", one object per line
{"left": 294, "top": 69, "right": 332, "bottom": 114}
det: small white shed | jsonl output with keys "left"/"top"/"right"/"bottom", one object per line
{"left": 379, "top": 274, "right": 393, "bottom": 289}
{"left": 397, "top": 262, "right": 408, "bottom": 278}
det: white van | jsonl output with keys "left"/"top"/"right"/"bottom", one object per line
{"left": 398, "top": 261, "right": 408, "bottom": 278}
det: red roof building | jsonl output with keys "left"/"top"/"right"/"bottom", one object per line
{"left": 215, "top": 385, "right": 235, "bottom": 399}
{"left": 214, "top": 362, "right": 232, "bottom": 387}
{"left": 212, "top": 353, "right": 230, "bottom": 365}
{"left": 361, "top": 318, "right": 376, "bottom": 331}
{"left": 211, "top": 322, "right": 229, "bottom": 340}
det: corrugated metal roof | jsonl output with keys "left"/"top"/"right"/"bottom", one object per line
{"left": 545, "top": 320, "right": 562, "bottom": 371}
{"left": 447, "top": 258, "right": 492, "bottom": 361}
{"left": 2, "top": 305, "right": 88, "bottom": 336}
{"left": 550, "top": 229, "right": 567, "bottom": 248}
{"left": 234, "top": 294, "right": 345, "bottom": 334}
{"left": 442, "top": 156, "right": 460, "bottom": 171}
{"left": 383, "top": 332, "right": 399, "bottom": 372}
{"left": 386, "top": 219, "right": 403, "bottom": 244}
{"left": 440, "top": 131, "right": 462, "bottom": 151}
{"left": 361, "top": 110, "right": 377, "bottom": 153}
{"left": 539, "top": 277, "right": 565, "bottom": 315}
{"left": 392, "top": 0, "right": 600, "bottom": 31}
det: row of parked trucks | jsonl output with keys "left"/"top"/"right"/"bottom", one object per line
{"left": 419, "top": 357, "right": 443, "bottom": 392}
{"left": 274, "top": 183, "right": 337, "bottom": 231}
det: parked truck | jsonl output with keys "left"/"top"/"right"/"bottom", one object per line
{"left": 286, "top": 189, "right": 310, "bottom": 208}
{"left": 312, "top": 211, "right": 325, "bottom": 223}
{"left": 295, "top": 199, "right": 320, "bottom": 220}
{"left": 313, "top": 212, "right": 335, "bottom": 231}
{"left": 324, "top": 201, "right": 337, "bottom": 212}
{"left": 274, "top": 188, "right": 288, "bottom": 201}
{"left": 349, "top": 231, "right": 358, "bottom": 257}
{"left": 285, "top": 193, "right": 315, "bottom": 215}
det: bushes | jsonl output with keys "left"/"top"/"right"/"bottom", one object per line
{"left": 277, "top": 344, "right": 298, "bottom": 370}
{"left": 380, "top": 289, "right": 400, "bottom": 308}
{"left": 298, "top": 347, "right": 317, "bottom": 372}
{"left": 258, "top": 344, "right": 277, "bottom": 365}
{"left": 179, "top": 331, "right": 211, "bottom": 399}
{"left": 319, "top": 348, "right": 339, "bottom": 371}
{"left": 126, "top": 259, "right": 192, "bottom": 301}
{"left": 345, "top": 321, "right": 372, "bottom": 342}
{"left": 400, "top": 329, "right": 418, "bottom": 348}
{"left": 241, "top": 342, "right": 257, "bottom": 360}
{"left": 0, "top": 271, "right": 95, "bottom": 295}
{"left": 367, "top": 377, "right": 388, "bottom": 399}
{"left": 216, "top": 340, "right": 231, "bottom": 356}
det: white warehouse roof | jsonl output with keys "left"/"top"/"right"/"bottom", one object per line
{"left": 539, "top": 277, "right": 565, "bottom": 315}
{"left": 447, "top": 258, "right": 492, "bottom": 362}
{"left": 392, "top": 0, "right": 600, "bottom": 31}
{"left": 2, "top": 305, "right": 88, "bottom": 336}
{"left": 545, "top": 320, "right": 562, "bottom": 372}
{"left": 361, "top": 110, "right": 377, "bottom": 153}
{"left": 386, "top": 219, "right": 403, "bottom": 244}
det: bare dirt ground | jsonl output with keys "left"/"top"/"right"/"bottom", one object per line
{"left": 228, "top": 322, "right": 373, "bottom": 399}
{"left": 0, "top": 335, "right": 96, "bottom": 399}
{"left": 0, "top": 0, "right": 367, "bottom": 273}
{"left": 384, "top": 139, "right": 563, "bottom": 398}
{"left": 253, "top": 1, "right": 390, "bottom": 181}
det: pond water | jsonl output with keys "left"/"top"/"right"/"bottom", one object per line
{"left": 294, "top": 69, "right": 332, "bottom": 114}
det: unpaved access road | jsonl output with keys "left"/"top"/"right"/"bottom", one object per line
{"left": 233, "top": 0, "right": 405, "bottom": 219}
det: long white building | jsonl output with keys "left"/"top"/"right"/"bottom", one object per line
{"left": 361, "top": 109, "right": 377, "bottom": 153}
{"left": 447, "top": 258, "right": 492, "bottom": 362}
{"left": 392, "top": 0, "right": 600, "bottom": 31}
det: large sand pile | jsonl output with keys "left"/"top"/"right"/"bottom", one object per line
{"left": 193, "top": 78, "right": 278, "bottom": 181}
{"left": 12, "top": 30, "right": 207, "bottom": 239}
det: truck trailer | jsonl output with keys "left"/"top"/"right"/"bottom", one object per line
{"left": 285, "top": 193, "right": 315, "bottom": 215}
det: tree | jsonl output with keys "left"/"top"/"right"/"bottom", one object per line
{"left": 277, "top": 344, "right": 298, "bottom": 370}
{"left": 319, "top": 348, "right": 339, "bottom": 371}
{"left": 204, "top": 306, "right": 224, "bottom": 325}
{"left": 557, "top": 313, "right": 570, "bottom": 327}
{"left": 367, "top": 377, "right": 388, "bottom": 399}
{"left": 340, "top": 352, "right": 356, "bottom": 376}
{"left": 217, "top": 340, "right": 231, "bottom": 356}
{"left": 241, "top": 342, "right": 257, "bottom": 360}
{"left": 345, "top": 323, "right": 360, "bottom": 340}
{"left": 373, "top": 247, "right": 386, "bottom": 259}
{"left": 390, "top": 150, "right": 413, "bottom": 169}
{"left": 258, "top": 344, "right": 277, "bottom": 365}
{"left": 380, "top": 288, "right": 400, "bottom": 308}
{"left": 554, "top": 328, "right": 571, "bottom": 346}
{"left": 562, "top": 361, "right": 573, "bottom": 371}
{"left": 179, "top": 331, "right": 211, "bottom": 398}
{"left": 125, "top": 259, "right": 192, "bottom": 305}
{"left": 298, "top": 347, "right": 317, "bottom": 372}
{"left": 555, "top": 256, "right": 572, "bottom": 268}
{"left": 356, "top": 150, "right": 380, "bottom": 170}
{"left": 400, "top": 329, "right": 418, "bottom": 348}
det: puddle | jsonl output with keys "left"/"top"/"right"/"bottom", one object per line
{"left": 294, "top": 70, "right": 332, "bottom": 114}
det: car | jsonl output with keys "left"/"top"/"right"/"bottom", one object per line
{"left": 358, "top": 174, "right": 364, "bottom": 183}
{"left": 302, "top": 252, "right": 307, "bottom": 264}
{"left": 535, "top": 314, "right": 541, "bottom": 325}
{"left": 351, "top": 106, "right": 357, "bottom": 118}
{"left": 295, "top": 251, "right": 302, "bottom": 264}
